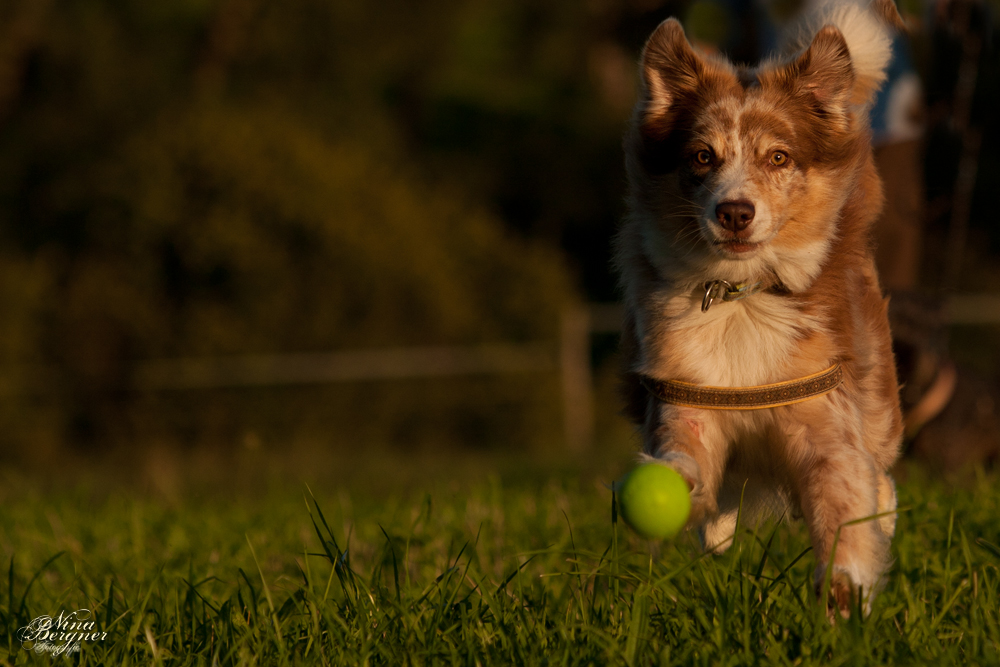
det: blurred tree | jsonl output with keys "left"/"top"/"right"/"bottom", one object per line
{"left": 0, "top": 0, "right": 581, "bottom": 454}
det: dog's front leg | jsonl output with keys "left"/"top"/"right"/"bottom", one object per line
{"left": 789, "top": 436, "right": 890, "bottom": 617}
{"left": 640, "top": 399, "right": 727, "bottom": 527}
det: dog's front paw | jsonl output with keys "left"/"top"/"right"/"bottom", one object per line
{"left": 823, "top": 570, "right": 857, "bottom": 619}
{"left": 817, "top": 566, "right": 880, "bottom": 619}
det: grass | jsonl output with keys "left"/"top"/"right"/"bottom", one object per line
{"left": 2, "top": 458, "right": 1000, "bottom": 665}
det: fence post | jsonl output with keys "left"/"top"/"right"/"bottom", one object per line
{"left": 560, "top": 305, "right": 593, "bottom": 452}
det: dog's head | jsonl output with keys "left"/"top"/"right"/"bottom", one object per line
{"left": 626, "top": 1, "right": 900, "bottom": 289}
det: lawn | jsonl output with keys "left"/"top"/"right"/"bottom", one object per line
{"left": 2, "top": 456, "right": 1000, "bottom": 665}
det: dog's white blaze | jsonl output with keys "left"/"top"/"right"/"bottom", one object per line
{"left": 701, "top": 107, "right": 781, "bottom": 246}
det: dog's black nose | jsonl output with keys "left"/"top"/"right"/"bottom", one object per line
{"left": 715, "top": 200, "right": 756, "bottom": 232}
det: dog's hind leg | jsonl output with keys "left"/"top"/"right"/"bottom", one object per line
{"left": 702, "top": 478, "right": 790, "bottom": 554}
{"left": 701, "top": 510, "right": 737, "bottom": 553}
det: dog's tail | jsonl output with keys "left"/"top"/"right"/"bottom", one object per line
{"left": 792, "top": 0, "right": 906, "bottom": 107}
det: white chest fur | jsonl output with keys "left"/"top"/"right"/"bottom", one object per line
{"left": 639, "top": 292, "right": 817, "bottom": 387}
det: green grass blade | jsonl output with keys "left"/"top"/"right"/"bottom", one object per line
{"left": 245, "top": 534, "right": 285, "bottom": 649}
{"left": 17, "top": 551, "right": 64, "bottom": 616}
{"left": 379, "top": 525, "right": 401, "bottom": 604}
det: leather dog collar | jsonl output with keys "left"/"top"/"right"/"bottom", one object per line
{"left": 640, "top": 363, "right": 843, "bottom": 410}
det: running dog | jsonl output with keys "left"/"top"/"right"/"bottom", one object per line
{"left": 616, "top": 0, "right": 906, "bottom": 615}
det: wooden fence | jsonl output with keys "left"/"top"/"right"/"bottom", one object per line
{"left": 130, "top": 306, "right": 607, "bottom": 452}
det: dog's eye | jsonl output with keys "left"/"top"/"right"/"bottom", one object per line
{"left": 695, "top": 150, "right": 712, "bottom": 165}
{"left": 770, "top": 151, "right": 789, "bottom": 166}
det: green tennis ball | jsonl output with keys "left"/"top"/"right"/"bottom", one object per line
{"left": 617, "top": 463, "right": 691, "bottom": 540}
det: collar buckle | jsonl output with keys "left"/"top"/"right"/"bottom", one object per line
{"left": 701, "top": 279, "right": 765, "bottom": 313}
{"left": 702, "top": 280, "right": 733, "bottom": 312}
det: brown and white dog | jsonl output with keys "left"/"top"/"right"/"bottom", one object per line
{"left": 616, "top": 0, "right": 906, "bottom": 615}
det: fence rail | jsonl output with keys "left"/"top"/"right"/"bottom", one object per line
{"left": 5, "top": 295, "right": 1000, "bottom": 451}
{"left": 945, "top": 294, "right": 1000, "bottom": 324}
{"left": 133, "top": 343, "right": 557, "bottom": 390}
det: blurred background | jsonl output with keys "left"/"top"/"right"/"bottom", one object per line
{"left": 0, "top": 0, "right": 998, "bottom": 491}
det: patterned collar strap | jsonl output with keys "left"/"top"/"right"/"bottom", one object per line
{"left": 640, "top": 363, "right": 843, "bottom": 410}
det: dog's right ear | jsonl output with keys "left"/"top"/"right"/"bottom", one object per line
{"left": 639, "top": 19, "right": 703, "bottom": 138}
{"left": 791, "top": 25, "right": 855, "bottom": 114}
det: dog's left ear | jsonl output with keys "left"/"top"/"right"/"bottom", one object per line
{"left": 791, "top": 25, "right": 855, "bottom": 115}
